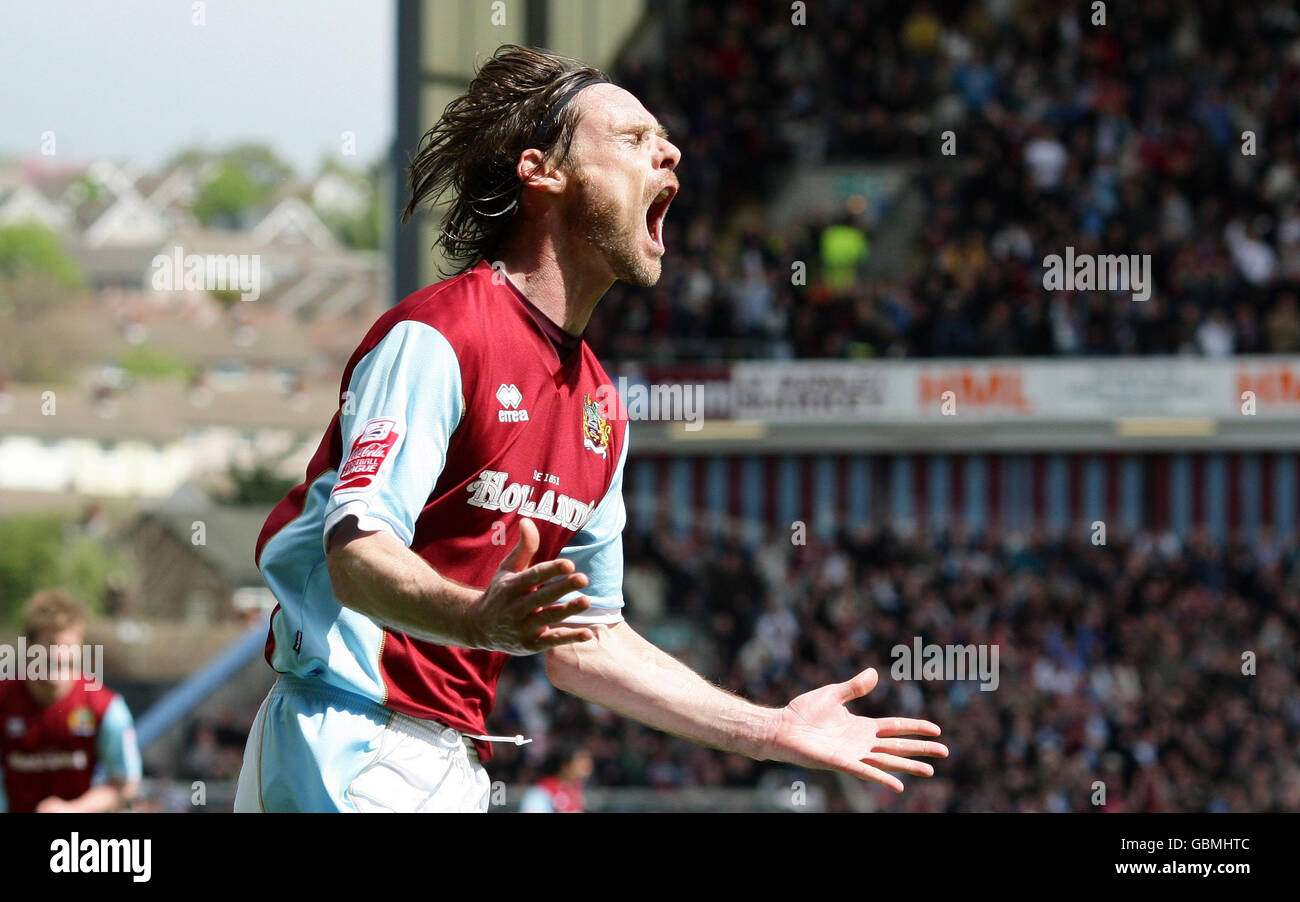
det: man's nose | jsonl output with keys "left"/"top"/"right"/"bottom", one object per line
{"left": 656, "top": 137, "right": 681, "bottom": 172}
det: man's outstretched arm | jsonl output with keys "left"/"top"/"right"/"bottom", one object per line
{"left": 544, "top": 621, "right": 948, "bottom": 792}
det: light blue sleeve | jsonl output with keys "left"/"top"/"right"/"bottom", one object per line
{"left": 324, "top": 320, "right": 464, "bottom": 548}
{"left": 555, "top": 427, "right": 628, "bottom": 625}
{"left": 94, "top": 695, "right": 143, "bottom": 784}
{"left": 519, "top": 785, "right": 555, "bottom": 813}
{"left": 0, "top": 761, "right": 7, "bottom": 812}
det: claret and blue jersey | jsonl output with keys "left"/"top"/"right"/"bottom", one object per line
{"left": 0, "top": 679, "right": 142, "bottom": 813}
{"left": 254, "top": 260, "right": 629, "bottom": 762}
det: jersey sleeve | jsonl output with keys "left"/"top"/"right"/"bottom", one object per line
{"left": 94, "top": 695, "right": 143, "bottom": 784}
{"left": 519, "top": 785, "right": 556, "bottom": 813}
{"left": 323, "top": 320, "right": 464, "bottom": 548}
{"left": 553, "top": 427, "right": 629, "bottom": 626}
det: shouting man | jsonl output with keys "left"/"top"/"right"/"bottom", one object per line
{"left": 235, "top": 44, "right": 946, "bottom": 813}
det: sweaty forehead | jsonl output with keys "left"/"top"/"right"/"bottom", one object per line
{"left": 572, "top": 83, "right": 660, "bottom": 135}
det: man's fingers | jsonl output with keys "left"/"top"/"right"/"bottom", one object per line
{"left": 506, "top": 559, "right": 578, "bottom": 595}
{"left": 873, "top": 738, "right": 949, "bottom": 758}
{"left": 837, "top": 667, "right": 879, "bottom": 704}
{"left": 524, "top": 596, "right": 593, "bottom": 628}
{"left": 874, "top": 717, "right": 942, "bottom": 738}
{"left": 842, "top": 759, "right": 904, "bottom": 793}
{"left": 864, "top": 753, "right": 935, "bottom": 778}
{"left": 511, "top": 572, "right": 588, "bottom": 611}
{"left": 531, "top": 626, "right": 596, "bottom": 650}
{"left": 499, "top": 518, "right": 540, "bottom": 573}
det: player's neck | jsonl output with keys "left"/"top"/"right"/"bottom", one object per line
{"left": 495, "top": 232, "right": 612, "bottom": 335}
{"left": 28, "top": 678, "right": 75, "bottom": 706}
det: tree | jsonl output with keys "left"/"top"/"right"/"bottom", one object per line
{"left": 0, "top": 223, "right": 86, "bottom": 381}
{"left": 223, "top": 142, "right": 294, "bottom": 193}
{"left": 0, "top": 515, "right": 62, "bottom": 625}
{"left": 221, "top": 461, "right": 296, "bottom": 505}
{"left": 0, "top": 222, "right": 83, "bottom": 293}
{"left": 323, "top": 196, "right": 380, "bottom": 250}
{"left": 178, "top": 142, "right": 296, "bottom": 227}
{"left": 315, "top": 157, "right": 381, "bottom": 250}
{"left": 0, "top": 514, "right": 131, "bottom": 627}
{"left": 190, "top": 161, "right": 266, "bottom": 228}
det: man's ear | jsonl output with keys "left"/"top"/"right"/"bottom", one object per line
{"left": 517, "top": 148, "right": 565, "bottom": 195}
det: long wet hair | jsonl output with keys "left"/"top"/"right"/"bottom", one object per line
{"left": 401, "top": 44, "right": 608, "bottom": 276}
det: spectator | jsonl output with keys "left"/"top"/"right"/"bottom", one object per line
{"left": 519, "top": 743, "right": 594, "bottom": 813}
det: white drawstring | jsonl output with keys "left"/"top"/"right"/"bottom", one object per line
{"left": 464, "top": 733, "right": 532, "bottom": 746}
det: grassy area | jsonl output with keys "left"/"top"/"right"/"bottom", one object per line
{"left": 116, "top": 344, "right": 195, "bottom": 381}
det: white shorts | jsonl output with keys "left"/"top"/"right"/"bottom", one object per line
{"left": 234, "top": 676, "right": 491, "bottom": 813}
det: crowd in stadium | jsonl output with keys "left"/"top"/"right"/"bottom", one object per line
{"left": 483, "top": 524, "right": 1300, "bottom": 812}
{"left": 587, "top": 0, "right": 1300, "bottom": 361}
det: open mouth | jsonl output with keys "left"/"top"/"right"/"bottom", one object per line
{"left": 644, "top": 184, "right": 676, "bottom": 253}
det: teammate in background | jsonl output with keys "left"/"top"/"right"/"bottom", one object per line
{"left": 0, "top": 591, "right": 142, "bottom": 813}
{"left": 235, "top": 44, "right": 947, "bottom": 813}
{"left": 519, "top": 742, "right": 593, "bottom": 813}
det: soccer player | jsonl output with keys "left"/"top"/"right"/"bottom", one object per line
{"left": 518, "top": 741, "right": 593, "bottom": 813}
{"left": 234, "top": 44, "right": 947, "bottom": 813}
{"left": 0, "top": 591, "right": 142, "bottom": 813}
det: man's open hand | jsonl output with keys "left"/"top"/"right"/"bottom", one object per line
{"left": 764, "top": 667, "right": 948, "bottom": 792}
{"left": 466, "top": 518, "right": 596, "bottom": 655}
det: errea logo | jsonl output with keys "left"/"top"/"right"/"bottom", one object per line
{"left": 496, "top": 383, "right": 529, "bottom": 422}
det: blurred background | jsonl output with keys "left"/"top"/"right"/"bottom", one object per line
{"left": 2, "top": 0, "right": 1299, "bottom": 812}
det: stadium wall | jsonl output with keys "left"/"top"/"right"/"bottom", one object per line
{"left": 624, "top": 451, "right": 1299, "bottom": 543}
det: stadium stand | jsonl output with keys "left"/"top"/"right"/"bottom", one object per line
{"left": 587, "top": 0, "right": 1300, "bottom": 362}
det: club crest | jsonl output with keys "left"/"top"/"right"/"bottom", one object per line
{"left": 581, "top": 393, "right": 611, "bottom": 458}
{"left": 67, "top": 706, "right": 97, "bottom": 737}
